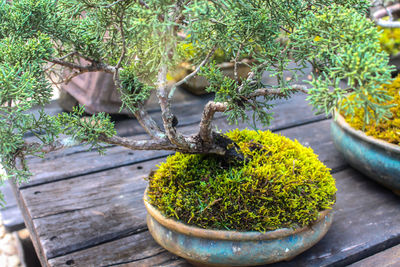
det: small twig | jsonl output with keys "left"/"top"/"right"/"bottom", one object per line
{"left": 168, "top": 44, "right": 218, "bottom": 99}
{"left": 105, "top": 0, "right": 126, "bottom": 8}
{"left": 64, "top": 71, "right": 82, "bottom": 84}
{"left": 138, "top": 0, "right": 149, "bottom": 9}
{"left": 58, "top": 51, "right": 78, "bottom": 60}
{"left": 115, "top": 16, "right": 126, "bottom": 70}
{"left": 249, "top": 84, "right": 308, "bottom": 98}
{"left": 202, "top": 198, "right": 222, "bottom": 213}
{"left": 280, "top": 26, "right": 292, "bottom": 34}
{"left": 234, "top": 43, "right": 243, "bottom": 81}
{"left": 48, "top": 58, "right": 115, "bottom": 73}
{"left": 292, "top": 160, "right": 296, "bottom": 174}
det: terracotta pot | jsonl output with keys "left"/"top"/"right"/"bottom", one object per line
{"left": 331, "top": 113, "right": 400, "bottom": 195}
{"left": 59, "top": 72, "right": 128, "bottom": 114}
{"left": 143, "top": 189, "right": 333, "bottom": 267}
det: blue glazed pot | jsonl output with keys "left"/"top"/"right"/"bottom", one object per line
{"left": 331, "top": 113, "right": 400, "bottom": 194}
{"left": 144, "top": 190, "right": 333, "bottom": 267}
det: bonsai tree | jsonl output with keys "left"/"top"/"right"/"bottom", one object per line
{"left": 0, "top": 0, "right": 394, "bottom": 206}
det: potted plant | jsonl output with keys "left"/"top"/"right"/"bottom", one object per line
{"left": 171, "top": 43, "right": 255, "bottom": 95}
{"left": 0, "top": 0, "right": 393, "bottom": 265}
{"left": 330, "top": 2, "right": 400, "bottom": 196}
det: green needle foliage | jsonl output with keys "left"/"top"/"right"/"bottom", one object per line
{"left": 0, "top": 0, "right": 394, "bottom": 206}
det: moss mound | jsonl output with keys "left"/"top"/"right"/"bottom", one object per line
{"left": 342, "top": 75, "right": 400, "bottom": 145}
{"left": 379, "top": 24, "right": 400, "bottom": 56}
{"left": 147, "top": 129, "right": 336, "bottom": 232}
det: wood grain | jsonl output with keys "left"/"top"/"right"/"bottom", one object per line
{"left": 44, "top": 168, "right": 400, "bottom": 266}
{"left": 348, "top": 244, "right": 400, "bottom": 267}
{"left": 270, "top": 168, "right": 400, "bottom": 267}
{"left": 47, "top": 231, "right": 188, "bottom": 267}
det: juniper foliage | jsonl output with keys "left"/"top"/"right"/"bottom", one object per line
{"left": 0, "top": 0, "right": 394, "bottom": 204}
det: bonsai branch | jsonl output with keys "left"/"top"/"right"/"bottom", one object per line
{"left": 199, "top": 101, "right": 227, "bottom": 143}
{"left": 115, "top": 14, "right": 126, "bottom": 70}
{"left": 157, "top": 65, "right": 189, "bottom": 148}
{"left": 22, "top": 141, "right": 67, "bottom": 154}
{"left": 134, "top": 103, "right": 165, "bottom": 139}
{"left": 234, "top": 43, "right": 244, "bottom": 81}
{"left": 199, "top": 85, "right": 309, "bottom": 143}
{"left": 99, "top": 135, "right": 179, "bottom": 151}
{"left": 249, "top": 84, "right": 308, "bottom": 98}
{"left": 48, "top": 58, "right": 116, "bottom": 74}
{"left": 99, "top": 134, "right": 227, "bottom": 155}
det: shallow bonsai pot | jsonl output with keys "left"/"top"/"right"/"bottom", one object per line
{"left": 143, "top": 189, "right": 333, "bottom": 266}
{"left": 372, "top": 4, "right": 400, "bottom": 71}
{"left": 331, "top": 113, "right": 400, "bottom": 195}
{"left": 372, "top": 3, "right": 400, "bottom": 29}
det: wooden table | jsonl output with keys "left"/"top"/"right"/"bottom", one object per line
{"left": 8, "top": 87, "right": 400, "bottom": 267}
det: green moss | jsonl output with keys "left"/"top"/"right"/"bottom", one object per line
{"left": 342, "top": 75, "right": 400, "bottom": 145}
{"left": 147, "top": 129, "right": 336, "bottom": 232}
{"left": 379, "top": 24, "right": 400, "bottom": 56}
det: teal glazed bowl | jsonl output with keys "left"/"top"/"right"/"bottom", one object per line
{"left": 144, "top": 189, "right": 333, "bottom": 267}
{"left": 331, "top": 113, "right": 400, "bottom": 195}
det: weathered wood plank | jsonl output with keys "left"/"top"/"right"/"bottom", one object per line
{"left": 25, "top": 159, "right": 155, "bottom": 259}
{"left": 348, "top": 244, "right": 400, "bottom": 267}
{"left": 23, "top": 158, "right": 159, "bottom": 219}
{"left": 44, "top": 168, "right": 400, "bottom": 266}
{"left": 10, "top": 184, "right": 50, "bottom": 267}
{"left": 23, "top": 147, "right": 171, "bottom": 189}
{"left": 22, "top": 119, "right": 345, "bottom": 261}
{"left": 269, "top": 168, "right": 400, "bottom": 267}
{"left": 47, "top": 231, "right": 189, "bottom": 267}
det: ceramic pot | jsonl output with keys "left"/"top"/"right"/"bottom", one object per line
{"left": 331, "top": 113, "right": 400, "bottom": 195}
{"left": 144, "top": 189, "right": 333, "bottom": 266}
{"left": 372, "top": 3, "right": 400, "bottom": 28}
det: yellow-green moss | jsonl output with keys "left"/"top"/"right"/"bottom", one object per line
{"left": 147, "top": 129, "right": 336, "bottom": 232}
{"left": 379, "top": 24, "right": 400, "bottom": 56}
{"left": 342, "top": 75, "right": 400, "bottom": 145}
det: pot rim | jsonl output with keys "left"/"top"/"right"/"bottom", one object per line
{"left": 333, "top": 111, "right": 400, "bottom": 154}
{"left": 144, "top": 188, "right": 333, "bottom": 241}
{"left": 372, "top": 4, "right": 400, "bottom": 28}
